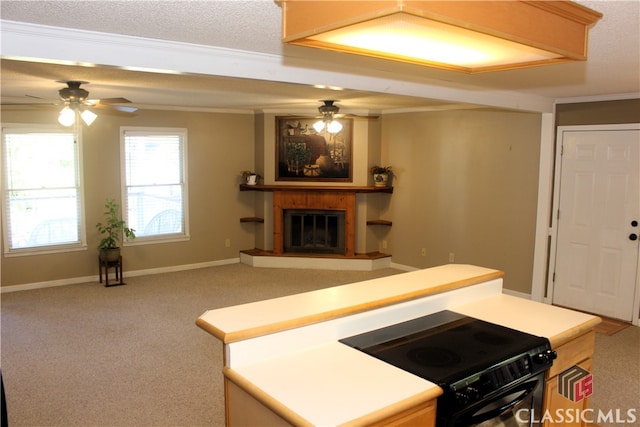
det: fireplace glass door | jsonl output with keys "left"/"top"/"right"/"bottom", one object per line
{"left": 283, "top": 209, "right": 345, "bottom": 254}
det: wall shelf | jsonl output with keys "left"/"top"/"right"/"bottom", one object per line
{"left": 366, "top": 220, "right": 392, "bottom": 226}
{"left": 240, "top": 217, "right": 264, "bottom": 223}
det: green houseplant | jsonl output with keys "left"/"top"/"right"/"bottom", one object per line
{"left": 370, "top": 166, "right": 393, "bottom": 187}
{"left": 96, "top": 198, "right": 136, "bottom": 262}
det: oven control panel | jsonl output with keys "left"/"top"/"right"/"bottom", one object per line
{"left": 449, "top": 355, "right": 533, "bottom": 406}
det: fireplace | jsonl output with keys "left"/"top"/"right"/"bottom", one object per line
{"left": 239, "top": 185, "right": 393, "bottom": 260}
{"left": 284, "top": 209, "right": 345, "bottom": 254}
{"left": 272, "top": 189, "right": 356, "bottom": 256}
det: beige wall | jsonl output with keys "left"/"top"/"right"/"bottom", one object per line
{"left": 2, "top": 107, "right": 542, "bottom": 293}
{"left": 556, "top": 99, "right": 640, "bottom": 126}
{"left": 382, "top": 109, "right": 542, "bottom": 293}
{"left": 1, "top": 109, "right": 255, "bottom": 287}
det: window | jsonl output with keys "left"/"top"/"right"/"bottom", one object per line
{"left": 1, "top": 125, "right": 84, "bottom": 254}
{"left": 122, "top": 127, "right": 188, "bottom": 242}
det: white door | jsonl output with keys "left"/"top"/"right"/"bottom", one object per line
{"left": 553, "top": 127, "right": 639, "bottom": 321}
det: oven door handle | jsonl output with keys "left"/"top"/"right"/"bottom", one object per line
{"left": 466, "top": 380, "right": 538, "bottom": 425}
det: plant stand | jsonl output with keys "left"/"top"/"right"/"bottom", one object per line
{"left": 98, "top": 255, "right": 125, "bottom": 287}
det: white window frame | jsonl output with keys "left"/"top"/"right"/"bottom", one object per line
{"left": 120, "top": 127, "right": 189, "bottom": 245}
{"left": 1, "top": 124, "right": 86, "bottom": 256}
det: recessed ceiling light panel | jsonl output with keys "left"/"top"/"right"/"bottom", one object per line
{"left": 280, "top": 1, "right": 603, "bottom": 73}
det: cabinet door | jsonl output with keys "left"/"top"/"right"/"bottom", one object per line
{"left": 544, "top": 359, "right": 593, "bottom": 427}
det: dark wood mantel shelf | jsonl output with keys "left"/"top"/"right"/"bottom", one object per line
{"left": 240, "top": 184, "right": 393, "bottom": 193}
{"left": 366, "top": 220, "right": 392, "bottom": 226}
{"left": 240, "top": 217, "right": 264, "bottom": 223}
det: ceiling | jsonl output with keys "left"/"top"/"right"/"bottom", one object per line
{"left": 1, "top": 1, "right": 639, "bottom": 115}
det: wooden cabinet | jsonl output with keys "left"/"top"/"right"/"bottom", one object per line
{"left": 544, "top": 331, "right": 595, "bottom": 427}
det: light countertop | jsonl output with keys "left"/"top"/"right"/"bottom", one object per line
{"left": 225, "top": 341, "right": 442, "bottom": 426}
{"left": 196, "top": 264, "right": 503, "bottom": 343}
{"left": 451, "top": 293, "right": 601, "bottom": 347}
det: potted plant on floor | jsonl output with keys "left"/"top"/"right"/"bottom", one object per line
{"left": 96, "top": 198, "right": 136, "bottom": 262}
{"left": 370, "top": 165, "right": 393, "bottom": 187}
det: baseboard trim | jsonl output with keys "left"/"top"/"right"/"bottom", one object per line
{"left": 240, "top": 252, "right": 392, "bottom": 271}
{"left": 0, "top": 258, "right": 240, "bottom": 293}
{"left": 1, "top": 258, "right": 425, "bottom": 293}
{"left": 389, "top": 262, "right": 419, "bottom": 272}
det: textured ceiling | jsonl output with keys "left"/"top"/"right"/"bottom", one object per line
{"left": 1, "top": 0, "right": 638, "bottom": 114}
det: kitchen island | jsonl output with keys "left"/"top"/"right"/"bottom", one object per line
{"left": 196, "top": 264, "right": 600, "bottom": 426}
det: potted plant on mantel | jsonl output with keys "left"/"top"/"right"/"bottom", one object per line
{"left": 241, "top": 170, "right": 262, "bottom": 186}
{"left": 370, "top": 166, "right": 393, "bottom": 187}
{"left": 96, "top": 198, "right": 136, "bottom": 262}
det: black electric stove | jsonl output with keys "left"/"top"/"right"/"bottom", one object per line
{"left": 340, "top": 310, "right": 556, "bottom": 425}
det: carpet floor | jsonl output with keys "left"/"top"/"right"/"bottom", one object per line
{"left": 593, "top": 316, "right": 631, "bottom": 336}
{"left": 1, "top": 264, "right": 402, "bottom": 426}
{"left": 1, "top": 264, "right": 638, "bottom": 426}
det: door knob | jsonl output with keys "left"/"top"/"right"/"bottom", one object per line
{"left": 630, "top": 234, "right": 638, "bottom": 241}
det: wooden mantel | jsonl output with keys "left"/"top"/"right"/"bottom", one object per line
{"left": 240, "top": 184, "right": 393, "bottom": 193}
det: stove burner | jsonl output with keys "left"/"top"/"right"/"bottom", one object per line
{"left": 474, "top": 331, "right": 514, "bottom": 345}
{"left": 407, "top": 347, "right": 462, "bottom": 367}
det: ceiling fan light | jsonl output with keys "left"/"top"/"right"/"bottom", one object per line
{"left": 313, "top": 120, "right": 325, "bottom": 132}
{"left": 81, "top": 109, "right": 97, "bottom": 126}
{"left": 327, "top": 120, "right": 343, "bottom": 133}
{"left": 58, "top": 107, "right": 75, "bottom": 127}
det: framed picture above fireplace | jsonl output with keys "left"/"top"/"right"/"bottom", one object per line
{"left": 276, "top": 116, "right": 353, "bottom": 182}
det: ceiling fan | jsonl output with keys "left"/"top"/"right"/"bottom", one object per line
{"left": 312, "top": 100, "right": 382, "bottom": 133}
{"left": 313, "top": 100, "right": 344, "bottom": 133}
{"left": 4, "top": 80, "right": 138, "bottom": 126}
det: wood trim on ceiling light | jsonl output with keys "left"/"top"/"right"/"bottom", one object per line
{"left": 280, "top": 1, "right": 603, "bottom": 73}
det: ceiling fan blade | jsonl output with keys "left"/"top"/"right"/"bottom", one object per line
{"left": 88, "top": 97, "right": 132, "bottom": 105}
{"left": 85, "top": 97, "right": 137, "bottom": 113}
{"left": 1, "top": 102, "right": 59, "bottom": 108}
{"left": 86, "top": 103, "right": 138, "bottom": 114}
{"left": 110, "top": 105, "right": 138, "bottom": 113}
{"left": 340, "top": 113, "right": 380, "bottom": 120}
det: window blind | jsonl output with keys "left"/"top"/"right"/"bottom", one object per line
{"left": 122, "top": 129, "right": 187, "bottom": 239}
{"left": 2, "top": 130, "right": 82, "bottom": 251}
